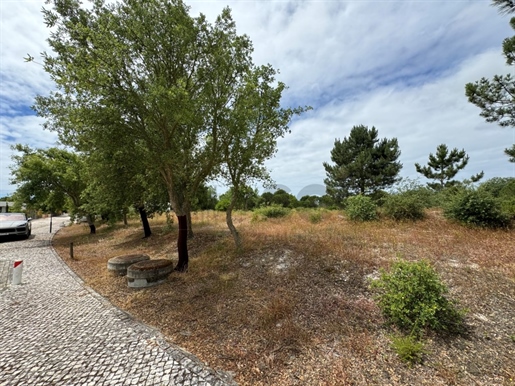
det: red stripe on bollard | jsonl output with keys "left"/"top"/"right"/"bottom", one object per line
{"left": 14, "top": 261, "right": 23, "bottom": 268}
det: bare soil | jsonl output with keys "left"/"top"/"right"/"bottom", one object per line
{"left": 52, "top": 210, "right": 515, "bottom": 385}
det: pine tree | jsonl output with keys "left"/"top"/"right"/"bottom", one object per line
{"left": 323, "top": 125, "right": 402, "bottom": 201}
{"left": 465, "top": 0, "right": 515, "bottom": 163}
{"left": 415, "top": 144, "right": 484, "bottom": 190}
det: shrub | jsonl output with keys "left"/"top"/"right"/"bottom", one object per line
{"left": 215, "top": 197, "right": 230, "bottom": 211}
{"left": 370, "top": 259, "right": 464, "bottom": 336}
{"left": 382, "top": 192, "right": 425, "bottom": 221}
{"left": 478, "top": 177, "right": 515, "bottom": 197}
{"left": 390, "top": 178, "right": 440, "bottom": 208}
{"left": 309, "top": 210, "right": 322, "bottom": 224}
{"left": 345, "top": 195, "right": 377, "bottom": 221}
{"left": 252, "top": 205, "right": 290, "bottom": 221}
{"left": 390, "top": 334, "right": 427, "bottom": 366}
{"left": 443, "top": 189, "right": 510, "bottom": 228}
{"left": 479, "top": 178, "right": 515, "bottom": 219}
{"left": 368, "top": 190, "right": 389, "bottom": 207}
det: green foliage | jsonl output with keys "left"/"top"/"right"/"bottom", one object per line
{"left": 298, "top": 195, "right": 320, "bottom": 208}
{"left": 382, "top": 192, "right": 426, "bottom": 221}
{"left": 466, "top": 4, "right": 515, "bottom": 130}
{"left": 215, "top": 193, "right": 231, "bottom": 211}
{"left": 345, "top": 195, "right": 377, "bottom": 221}
{"left": 319, "top": 194, "right": 338, "bottom": 209}
{"left": 390, "top": 334, "right": 427, "bottom": 366}
{"left": 479, "top": 177, "right": 515, "bottom": 218}
{"left": 323, "top": 125, "right": 402, "bottom": 201}
{"left": 191, "top": 184, "right": 218, "bottom": 211}
{"left": 34, "top": 0, "right": 308, "bottom": 268}
{"left": 10, "top": 145, "right": 86, "bottom": 215}
{"left": 370, "top": 260, "right": 464, "bottom": 335}
{"left": 309, "top": 210, "right": 322, "bottom": 224}
{"left": 271, "top": 189, "right": 299, "bottom": 208}
{"left": 216, "top": 187, "right": 259, "bottom": 211}
{"left": 479, "top": 177, "right": 515, "bottom": 196}
{"left": 368, "top": 190, "right": 389, "bottom": 207}
{"left": 257, "top": 189, "right": 299, "bottom": 208}
{"left": 415, "top": 144, "right": 483, "bottom": 190}
{"left": 444, "top": 188, "right": 510, "bottom": 228}
{"left": 492, "top": 0, "right": 515, "bottom": 14}
{"left": 252, "top": 205, "right": 290, "bottom": 221}
{"left": 505, "top": 144, "right": 515, "bottom": 162}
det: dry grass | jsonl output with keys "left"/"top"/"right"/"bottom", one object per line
{"left": 52, "top": 209, "right": 515, "bottom": 386}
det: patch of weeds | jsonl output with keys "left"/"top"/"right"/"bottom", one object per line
{"left": 259, "top": 294, "right": 294, "bottom": 328}
{"left": 161, "top": 211, "right": 175, "bottom": 233}
{"left": 390, "top": 333, "right": 427, "bottom": 366}
{"left": 216, "top": 272, "right": 238, "bottom": 292}
{"left": 370, "top": 259, "right": 465, "bottom": 336}
{"left": 309, "top": 210, "right": 322, "bottom": 224}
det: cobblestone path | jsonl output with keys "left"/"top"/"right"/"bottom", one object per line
{"left": 0, "top": 216, "right": 236, "bottom": 386}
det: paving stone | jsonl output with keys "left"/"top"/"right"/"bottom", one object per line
{"left": 0, "top": 216, "right": 237, "bottom": 386}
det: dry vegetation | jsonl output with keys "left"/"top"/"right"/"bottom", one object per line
{"left": 52, "top": 209, "right": 515, "bottom": 385}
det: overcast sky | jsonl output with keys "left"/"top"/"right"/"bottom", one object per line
{"left": 1, "top": 0, "right": 514, "bottom": 198}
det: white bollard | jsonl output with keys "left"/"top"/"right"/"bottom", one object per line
{"left": 12, "top": 260, "right": 23, "bottom": 285}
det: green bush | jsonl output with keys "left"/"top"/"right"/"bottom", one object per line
{"left": 252, "top": 205, "right": 290, "bottom": 221}
{"left": 390, "top": 334, "right": 427, "bottom": 366}
{"left": 368, "top": 190, "right": 389, "bottom": 207}
{"left": 345, "top": 195, "right": 377, "bottom": 221}
{"left": 370, "top": 260, "right": 464, "bottom": 336}
{"left": 443, "top": 189, "right": 510, "bottom": 228}
{"left": 479, "top": 178, "right": 515, "bottom": 219}
{"left": 309, "top": 210, "right": 322, "bottom": 224}
{"left": 390, "top": 178, "right": 440, "bottom": 208}
{"left": 382, "top": 192, "right": 426, "bottom": 221}
{"left": 215, "top": 196, "right": 230, "bottom": 211}
{"left": 479, "top": 177, "right": 515, "bottom": 197}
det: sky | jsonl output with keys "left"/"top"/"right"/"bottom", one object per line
{"left": 1, "top": 0, "right": 514, "bottom": 199}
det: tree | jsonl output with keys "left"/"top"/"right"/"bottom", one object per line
{"left": 323, "top": 125, "right": 402, "bottom": 201}
{"left": 505, "top": 144, "right": 515, "bottom": 162}
{"left": 10, "top": 145, "right": 97, "bottom": 233}
{"left": 270, "top": 189, "right": 299, "bottom": 208}
{"left": 218, "top": 65, "right": 307, "bottom": 249}
{"left": 492, "top": 0, "right": 515, "bottom": 14}
{"left": 32, "top": 0, "right": 301, "bottom": 271}
{"left": 465, "top": 0, "right": 515, "bottom": 163}
{"left": 80, "top": 144, "right": 169, "bottom": 237}
{"left": 298, "top": 195, "right": 320, "bottom": 208}
{"left": 191, "top": 184, "right": 218, "bottom": 211}
{"left": 415, "top": 144, "right": 484, "bottom": 190}
{"left": 215, "top": 186, "right": 258, "bottom": 212}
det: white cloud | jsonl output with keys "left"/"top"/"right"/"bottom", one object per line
{"left": 1, "top": 0, "right": 513, "bottom": 198}
{"left": 266, "top": 48, "right": 515, "bottom": 195}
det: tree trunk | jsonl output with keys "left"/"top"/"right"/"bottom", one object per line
{"left": 138, "top": 206, "right": 152, "bottom": 238}
{"left": 175, "top": 215, "right": 189, "bottom": 272}
{"left": 226, "top": 197, "right": 242, "bottom": 250}
{"left": 123, "top": 209, "right": 128, "bottom": 226}
{"left": 186, "top": 209, "right": 194, "bottom": 239}
{"left": 87, "top": 214, "right": 96, "bottom": 234}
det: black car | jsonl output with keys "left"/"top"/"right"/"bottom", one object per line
{"left": 0, "top": 213, "right": 32, "bottom": 239}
